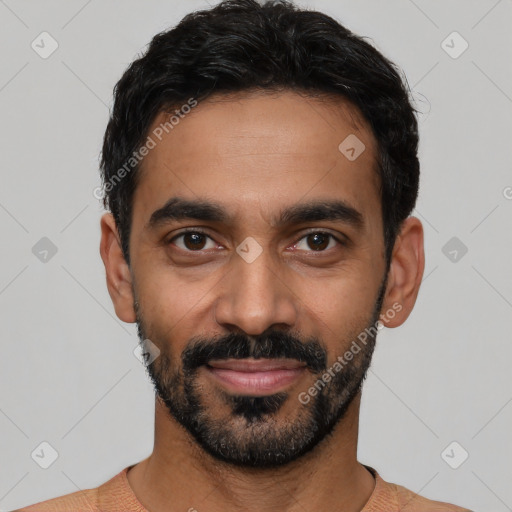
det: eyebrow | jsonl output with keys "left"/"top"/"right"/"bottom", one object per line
{"left": 147, "top": 196, "right": 364, "bottom": 231}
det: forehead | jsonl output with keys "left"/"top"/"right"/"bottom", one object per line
{"left": 132, "top": 90, "right": 380, "bottom": 229}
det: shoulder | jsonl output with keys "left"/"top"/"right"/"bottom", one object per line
{"left": 11, "top": 487, "right": 99, "bottom": 512}
{"left": 387, "top": 479, "right": 473, "bottom": 512}
{"left": 365, "top": 465, "right": 473, "bottom": 512}
{"left": 11, "top": 467, "right": 130, "bottom": 512}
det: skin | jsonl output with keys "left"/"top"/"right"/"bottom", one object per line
{"left": 100, "top": 90, "right": 424, "bottom": 512}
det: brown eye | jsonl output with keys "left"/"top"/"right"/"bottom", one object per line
{"left": 294, "top": 232, "right": 340, "bottom": 252}
{"left": 183, "top": 233, "right": 206, "bottom": 250}
{"left": 170, "top": 231, "right": 216, "bottom": 251}
{"left": 307, "top": 233, "right": 329, "bottom": 251}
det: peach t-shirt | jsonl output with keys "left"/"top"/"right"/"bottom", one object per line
{"left": 15, "top": 465, "right": 472, "bottom": 512}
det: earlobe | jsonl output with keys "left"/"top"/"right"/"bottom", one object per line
{"left": 380, "top": 216, "right": 425, "bottom": 328}
{"left": 99, "top": 213, "right": 136, "bottom": 323}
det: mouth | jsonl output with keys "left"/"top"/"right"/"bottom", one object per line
{"left": 205, "top": 358, "right": 307, "bottom": 396}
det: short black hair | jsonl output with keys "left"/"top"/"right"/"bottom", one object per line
{"left": 100, "top": 0, "right": 420, "bottom": 267}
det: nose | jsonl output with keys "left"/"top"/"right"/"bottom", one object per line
{"left": 213, "top": 243, "right": 299, "bottom": 336}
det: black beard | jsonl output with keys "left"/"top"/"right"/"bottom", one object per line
{"left": 135, "top": 276, "right": 387, "bottom": 468}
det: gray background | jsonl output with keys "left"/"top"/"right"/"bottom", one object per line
{"left": 1, "top": 1, "right": 511, "bottom": 510}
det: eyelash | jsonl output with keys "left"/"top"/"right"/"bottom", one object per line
{"left": 167, "top": 228, "right": 346, "bottom": 253}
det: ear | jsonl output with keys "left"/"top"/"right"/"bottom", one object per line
{"left": 99, "top": 213, "right": 136, "bottom": 323}
{"left": 380, "top": 216, "right": 425, "bottom": 328}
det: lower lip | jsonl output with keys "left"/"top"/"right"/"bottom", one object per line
{"left": 205, "top": 366, "right": 305, "bottom": 395}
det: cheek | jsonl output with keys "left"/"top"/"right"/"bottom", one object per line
{"left": 135, "top": 244, "right": 195, "bottom": 306}
{"left": 302, "top": 266, "right": 377, "bottom": 316}
{"left": 295, "top": 271, "right": 379, "bottom": 355}
{"left": 135, "top": 268, "right": 214, "bottom": 348}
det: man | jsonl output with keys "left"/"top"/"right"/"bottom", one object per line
{"left": 16, "top": 0, "right": 472, "bottom": 511}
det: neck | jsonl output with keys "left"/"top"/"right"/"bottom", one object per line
{"left": 127, "top": 392, "right": 375, "bottom": 512}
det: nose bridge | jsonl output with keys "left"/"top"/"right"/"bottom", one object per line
{"left": 213, "top": 239, "right": 298, "bottom": 335}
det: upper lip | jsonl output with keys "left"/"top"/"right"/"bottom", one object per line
{"left": 206, "top": 358, "right": 306, "bottom": 372}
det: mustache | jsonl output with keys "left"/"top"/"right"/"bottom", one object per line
{"left": 181, "top": 331, "right": 327, "bottom": 373}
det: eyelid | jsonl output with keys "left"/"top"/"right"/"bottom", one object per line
{"left": 167, "top": 227, "right": 217, "bottom": 246}
{"left": 169, "top": 227, "right": 210, "bottom": 238}
{"left": 167, "top": 227, "right": 347, "bottom": 252}
{"left": 296, "top": 228, "right": 347, "bottom": 243}
{"left": 290, "top": 229, "right": 347, "bottom": 251}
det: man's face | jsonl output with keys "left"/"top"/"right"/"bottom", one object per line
{"left": 128, "top": 91, "right": 388, "bottom": 467}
